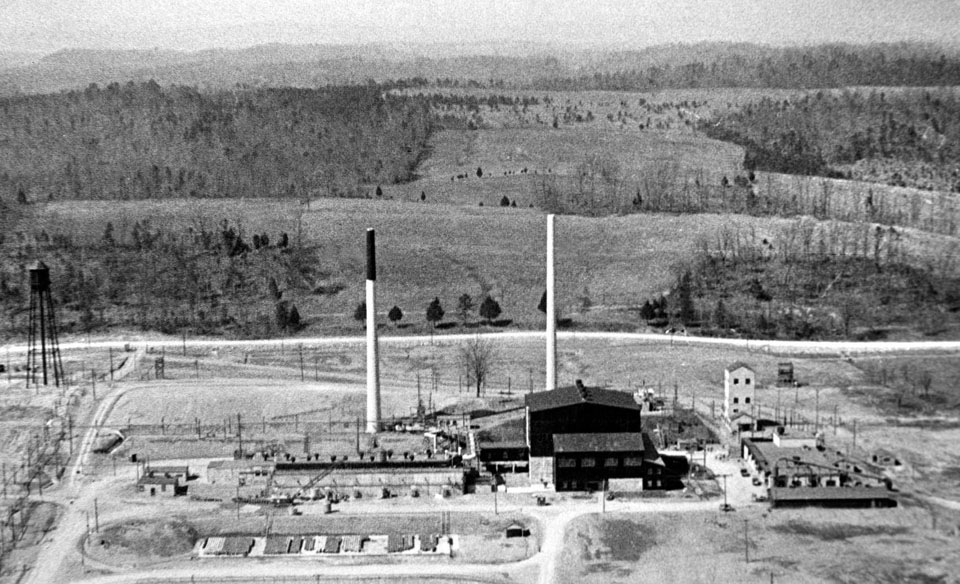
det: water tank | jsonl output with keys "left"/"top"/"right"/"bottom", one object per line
{"left": 29, "top": 261, "right": 51, "bottom": 292}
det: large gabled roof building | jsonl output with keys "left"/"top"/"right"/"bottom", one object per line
{"left": 524, "top": 380, "right": 642, "bottom": 458}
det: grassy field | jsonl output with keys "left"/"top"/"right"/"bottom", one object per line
{"left": 558, "top": 509, "right": 959, "bottom": 584}
{"left": 384, "top": 127, "right": 744, "bottom": 208}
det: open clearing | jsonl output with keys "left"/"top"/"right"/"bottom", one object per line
{"left": 558, "top": 508, "right": 959, "bottom": 584}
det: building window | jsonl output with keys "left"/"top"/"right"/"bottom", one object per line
{"left": 557, "top": 457, "right": 576, "bottom": 468}
{"left": 745, "top": 378, "right": 751, "bottom": 385}
{"left": 733, "top": 378, "right": 739, "bottom": 385}
{"left": 733, "top": 408, "right": 739, "bottom": 413}
{"left": 733, "top": 397, "right": 739, "bottom": 404}
{"left": 624, "top": 457, "right": 642, "bottom": 467}
{"left": 604, "top": 457, "right": 619, "bottom": 467}
{"left": 581, "top": 457, "right": 596, "bottom": 468}
{"left": 745, "top": 397, "right": 751, "bottom": 404}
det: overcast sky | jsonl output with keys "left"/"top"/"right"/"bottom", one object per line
{"left": 2, "top": 0, "right": 959, "bottom": 54}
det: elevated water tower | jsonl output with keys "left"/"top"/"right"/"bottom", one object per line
{"left": 28, "top": 261, "right": 64, "bottom": 387}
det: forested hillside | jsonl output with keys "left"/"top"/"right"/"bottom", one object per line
{"left": 534, "top": 44, "right": 960, "bottom": 91}
{"left": 702, "top": 89, "right": 960, "bottom": 192}
{"left": 0, "top": 82, "right": 433, "bottom": 201}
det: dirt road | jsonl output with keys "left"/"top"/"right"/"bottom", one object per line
{"left": 5, "top": 330, "right": 960, "bottom": 355}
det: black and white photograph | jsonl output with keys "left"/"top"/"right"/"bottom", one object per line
{"left": 1, "top": 1, "right": 960, "bottom": 582}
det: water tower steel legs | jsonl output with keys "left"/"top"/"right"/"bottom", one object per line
{"left": 365, "top": 229, "right": 381, "bottom": 434}
{"left": 546, "top": 214, "right": 557, "bottom": 391}
{"left": 27, "top": 262, "right": 64, "bottom": 388}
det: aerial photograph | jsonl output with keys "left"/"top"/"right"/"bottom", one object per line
{"left": 2, "top": 1, "right": 960, "bottom": 582}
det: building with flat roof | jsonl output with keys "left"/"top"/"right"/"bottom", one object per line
{"left": 742, "top": 437, "right": 893, "bottom": 504}
{"left": 770, "top": 486, "right": 896, "bottom": 508}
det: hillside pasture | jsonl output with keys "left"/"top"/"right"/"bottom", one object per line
{"left": 385, "top": 126, "right": 745, "bottom": 208}
{"left": 26, "top": 197, "right": 771, "bottom": 334}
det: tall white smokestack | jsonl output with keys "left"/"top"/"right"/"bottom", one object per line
{"left": 365, "top": 229, "right": 381, "bottom": 433}
{"left": 546, "top": 214, "right": 557, "bottom": 391}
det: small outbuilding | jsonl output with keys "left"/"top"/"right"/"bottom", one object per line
{"left": 505, "top": 523, "right": 531, "bottom": 538}
{"left": 137, "top": 474, "right": 185, "bottom": 496}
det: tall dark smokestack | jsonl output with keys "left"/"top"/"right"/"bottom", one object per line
{"left": 365, "top": 229, "right": 381, "bottom": 433}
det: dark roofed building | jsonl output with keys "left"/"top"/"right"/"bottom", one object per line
{"left": 525, "top": 380, "right": 641, "bottom": 458}
{"left": 552, "top": 432, "right": 665, "bottom": 492}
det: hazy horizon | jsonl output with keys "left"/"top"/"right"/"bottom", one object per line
{"left": 2, "top": 0, "right": 959, "bottom": 55}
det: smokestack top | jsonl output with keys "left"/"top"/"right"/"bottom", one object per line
{"left": 366, "top": 228, "right": 376, "bottom": 281}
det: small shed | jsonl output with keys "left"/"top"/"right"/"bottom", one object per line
{"left": 137, "top": 474, "right": 185, "bottom": 496}
{"left": 505, "top": 523, "right": 530, "bottom": 538}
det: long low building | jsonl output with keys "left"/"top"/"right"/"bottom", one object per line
{"left": 770, "top": 486, "right": 897, "bottom": 508}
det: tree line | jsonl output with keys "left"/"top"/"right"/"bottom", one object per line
{"left": 530, "top": 44, "right": 960, "bottom": 91}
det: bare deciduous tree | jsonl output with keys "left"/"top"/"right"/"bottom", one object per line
{"left": 458, "top": 336, "right": 497, "bottom": 398}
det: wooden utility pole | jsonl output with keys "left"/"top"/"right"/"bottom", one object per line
{"left": 109, "top": 347, "right": 114, "bottom": 382}
{"left": 298, "top": 345, "right": 304, "bottom": 382}
{"left": 237, "top": 413, "right": 243, "bottom": 457}
{"left": 815, "top": 388, "right": 820, "bottom": 432}
{"left": 94, "top": 498, "right": 99, "bottom": 532}
{"left": 743, "top": 518, "right": 750, "bottom": 563}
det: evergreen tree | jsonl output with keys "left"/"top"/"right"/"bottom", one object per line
{"left": 388, "top": 305, "right": 403, "bottom": 325}
{"left": 426, "top": 297, "right": 445, "bottom": 327}
{"left": 677, "top": 271, "right": 696, "bottom": 324}
{"left": 101, "top": 222, "right": 116, "bottom": 248}
{"left": 479, "top": 296, "right": 502, "bottom": 324}
{"left": 639, "top": 300, "right": 655, "bottom": 321}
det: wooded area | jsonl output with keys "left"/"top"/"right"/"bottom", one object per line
{"left": 642, "top": 221, "right": 960, "bottom": 340}
{"left": 0, "top": 82, "right": 433, "bottom": 202}
{"left": 703, "top": 89, "right": 960, "bottom": 192}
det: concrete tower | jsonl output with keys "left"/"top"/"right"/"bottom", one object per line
{"left": 546, "top": 214, "right": 557, "bottom": 391}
